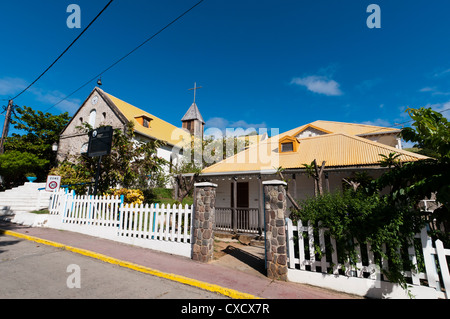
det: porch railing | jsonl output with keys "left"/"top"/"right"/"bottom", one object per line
{"left": 215, "top": 207, "right": 261, "bottom": 234}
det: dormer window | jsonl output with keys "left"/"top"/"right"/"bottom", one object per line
{"left": 281, "top": 142, "right": 294, "bottom": 152}
{"left": 135, "top": 115, "right": 153, "bottom": 128}
{"left": 279, "top": 135, "right": 299, "bottom": 153}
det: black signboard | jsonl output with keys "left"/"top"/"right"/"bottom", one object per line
{"left": 87, "top": 126, "right": 113, "bottom": 157}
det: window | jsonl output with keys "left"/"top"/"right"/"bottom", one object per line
{"left": 89, "top": 109, "right": 96, "bottom": 128}
{"left": 281, "top": 142, "right": 294, "bottom": 152}
{"left": 278, "top": 135, "right": 299, "bottom": 153}
{"left": 135, "top": 115, "right": 152, "bottom": 128}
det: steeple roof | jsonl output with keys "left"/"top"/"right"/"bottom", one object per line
{"left": 181, "top": 102, "right": 205, "bottom": 124}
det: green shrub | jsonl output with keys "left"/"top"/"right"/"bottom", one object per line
{"left": 291, "top": 189, "right": 425, "bottom": 289}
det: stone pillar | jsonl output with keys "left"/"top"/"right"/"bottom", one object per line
{"left": 191, "top": 182, "right": 217, "bottom": 263}
{"left": 263, "top": 180, "right": 288, "bottom": 281}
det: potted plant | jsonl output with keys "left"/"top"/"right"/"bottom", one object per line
{"left": 25, "top": 172, "right": 37, "bottom": 183}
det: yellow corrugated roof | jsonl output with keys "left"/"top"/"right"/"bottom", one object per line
{"left": 283, "top": 120, "right": 399, "bottom": 138}
{"left": 104, "top": 92, "right": 191, "bottom": 147}
{"left": 201, "top": 133, "right": 428, "bottom": 174}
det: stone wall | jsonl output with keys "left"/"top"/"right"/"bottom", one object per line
{"left": 57, "top": 89, "right": 125, "bottom": 162}
{"left": 191, "top": 182, "right": 217, "bottom": 263}
{"left": 263, "top": 180, "right": 288, "bottom": 281}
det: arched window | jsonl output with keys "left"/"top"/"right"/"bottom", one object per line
{"left": 89, "top": 109, "right": 96, "bottom": 128}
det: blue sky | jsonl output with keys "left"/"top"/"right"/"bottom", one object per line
{"left": 1, "top": 0, "right": 450, "bottom": 143}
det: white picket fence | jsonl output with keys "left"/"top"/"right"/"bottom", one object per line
{"left": 119, "top": 202, "right": 192, "bottom": 244}
{"left": 47, "top": 190, "right": 193, "bottom": 257}
{"left": 285, "top": 218, "right": 450, "bottom": 299}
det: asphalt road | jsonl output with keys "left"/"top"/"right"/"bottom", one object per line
{"left": 0, "top": 235, "right": 227, "bottom": 299}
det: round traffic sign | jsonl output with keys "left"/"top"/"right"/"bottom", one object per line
{"left": 48, "top": 181, "right": 58, "bottom": 189}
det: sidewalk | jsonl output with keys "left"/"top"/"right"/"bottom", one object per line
{"left": 0, "top": 221, "right": 359, "bottom": 299}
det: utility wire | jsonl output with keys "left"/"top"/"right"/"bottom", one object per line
{"left": 9, "top": 0, "right": 114, "bottom": 101}
{"left": 44, "top": 0, "right": 205, "bottom": 112}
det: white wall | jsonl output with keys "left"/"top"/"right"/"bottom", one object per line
{"left": 295, "top": 128, "right": 326, "bottom": 139}
{"left": 208, "top": 168, "right": 388, "bottom": 211}
{"left": 212, "top": 177, "right": 261, "bottom": 209}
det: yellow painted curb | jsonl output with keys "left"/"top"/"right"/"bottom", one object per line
{"left": 0, "top": 229, "right": 260, "bottom": 299}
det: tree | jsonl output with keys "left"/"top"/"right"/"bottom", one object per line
{"left": 401, "top": 107, "right": 450, "bottom": 161}
{"left": 58, "top": 122, "right": 167, "bottom": 196}
{"left": 303, "top": 159, "right": 326, "bottom": 196}
{"left": 342, "top": 171, "right": 374, "bottom": 192}
{"left": 276, "top": 166, "right": 300, "bottom": 212}
{"left": 5, "top": 106, "right": 71, "bottom": 180}
{"left": 378, "top": 152, "right": 402, "bottom": 169}
{"left": 0, "top": 151, "right": 48, "bottom": 187}
{"left": 171, "top": 134, "right": 252, "bottom": 203}
{"left": 375, "top": 107, "right": 450, "bottom": 244}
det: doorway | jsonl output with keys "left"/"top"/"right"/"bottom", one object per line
{"left": 231, "top": 182, "right": 249, "bottom": 208}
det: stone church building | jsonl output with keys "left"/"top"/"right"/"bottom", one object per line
{"left": 56, "top": 86, "right": 204, "bottom": 174}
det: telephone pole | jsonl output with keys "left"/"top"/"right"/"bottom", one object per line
{"left": 0, "top": 99, "right": 13, "bottom": 154}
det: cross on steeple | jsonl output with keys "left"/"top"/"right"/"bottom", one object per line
{"left": 188, "top": 82, "right": 202, "bottom": 104}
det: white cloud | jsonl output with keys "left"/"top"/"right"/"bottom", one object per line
{"left": 0, "top": 76, "right": 80, "bottom": 113}
{"left": 361, "top": 118, "right": 391, "bottom": 127}
{"left": 29, "top": 87, "right": 81, "bottom": 113}
{"left": 419, "top": 87, "right": 435, "bottom": 92}
{"left": 205, "top": 117, "right": 267, "bottom": 138}
{"left": 419, "top": 86, "right": 450, "bottom": 96}
{"left": 0, "top": 77, "right": 27, "bottom": 96}
{"left": 290, "top": 75, "right": 343, "bottom": 96}
{"left": 433, "top": 68, "right": 450, "bottom": 78}
{"left": 423, "top": 101, "right": 450, "bottom": 120}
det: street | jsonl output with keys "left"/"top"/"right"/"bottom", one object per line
{"left": 0, "top": 235, "right": 226, "bottom": 299}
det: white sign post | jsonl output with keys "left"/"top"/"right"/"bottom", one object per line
{"left": 45, "top": 175, "right": 61, "bottom": 192}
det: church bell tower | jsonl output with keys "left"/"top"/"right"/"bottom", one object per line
{"left": 181, "top": 83, "right": 205, "bottom": 138}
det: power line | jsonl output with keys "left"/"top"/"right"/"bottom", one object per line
{"left": 9, "top": 0, "right": 114, "bottom": 101}
{"left": 44, "top": 0, "right": 205, "bottom": 113}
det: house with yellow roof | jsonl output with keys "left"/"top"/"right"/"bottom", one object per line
{"left": 196, "top": 120, "right": 428, "bottom": 235}
{"left": 56, "top": 87, "right": 198, "bottom": 183}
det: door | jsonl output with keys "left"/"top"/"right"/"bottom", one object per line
{"left": 231, "top": 182, "right": 249, "bottom": 208}
{"left": 231, "top": 182, "right": 249, "bottom": 232}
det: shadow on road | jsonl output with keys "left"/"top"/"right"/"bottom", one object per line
{"left": 222, "top": 245, "right": 266, "bottom": 276}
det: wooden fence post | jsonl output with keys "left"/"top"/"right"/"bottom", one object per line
{"left": 192, "top": 182, "right": 217, "bottom": 263}
{"left": 263, "top": 180, "right": 288, "bottom": 281}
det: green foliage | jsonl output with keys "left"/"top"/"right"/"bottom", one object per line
{"left": 292, "top": 189, "right": 424, "bottom": 288}
{"left": 401, "top": 107, "right": 450, "bottom": 161}
{"left": 105, "top": 188, "right": 144, "bottom": 205}
{"left": 0, "top": 151, "right": 48, "bottom": 187}
{"left": 378, "top": 152, "right": 402, "bottom": 168}
{"left": 378, "top": 107, "right": 450, "bottom": 245}
{"left": 49, "top": 161, "right": 92, "bottom": 194}
{"left": 150, "top": 187, "right": 193, "bottom": 206}
{"left": 4, "top": 106, "right": 71, "bottom": 181}
{"left": 290, "top": 107, "right": 449, "bottom": 289}
{"left": 58, "top": 122, "right": 168, "bottom": 195}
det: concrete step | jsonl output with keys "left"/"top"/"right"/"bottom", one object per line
{"left": 0, "top": 202, "right": 50, "bottom": 209}
{"left": 0, "top": 205, "right": 50, "bottom": 211}
{"left": 0, "top": 195, "right": 52, "bottom": 201}
{"left": 0, "top": 182, "right": 53, "bottom": 213}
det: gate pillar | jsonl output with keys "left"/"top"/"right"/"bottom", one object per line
{"left": 263, "top": 180, "right": 288, "bottom": 281}
{"left": 192, "top": 182, "right": 217, "bottom": 263}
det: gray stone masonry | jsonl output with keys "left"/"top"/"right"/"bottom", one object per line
{"left": 263, "top": 180, "right": 288, "bottom": 281}
{"left": 192, "top": 182, "right": 217, "bottom": 263}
